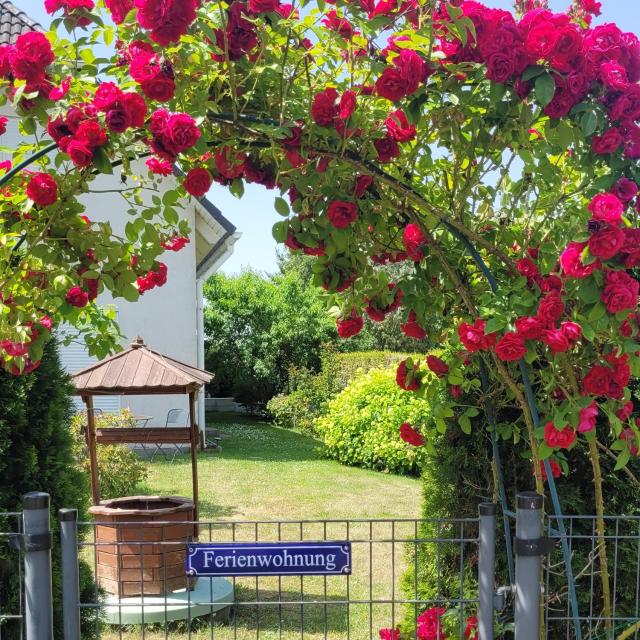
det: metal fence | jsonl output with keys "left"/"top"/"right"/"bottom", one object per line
{"left": 0, "top": 511, "right": 24, "bottom": 640}
{"left": 7, "top": 491, "right": 640, "bottom": 639}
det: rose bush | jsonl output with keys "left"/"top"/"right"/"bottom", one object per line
{"left": 0, "top": 0, "right": 639, "bottom": 625}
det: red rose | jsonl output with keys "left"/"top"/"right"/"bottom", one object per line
{"left": 622, "top": 428, "right": 639, "bottom": 456}
{"left": 537, "top": 294, "right": 565, "bottom": 326}
{"left": 515, "top": 316, "right": 544, "bottom": 340}
{"left": 535, "top": 459, "right": 562, "bottom": 481}
{"left": 94, "top": 81, "right": 122, "bottom": 111}
{"left": 354, "top": 175, "right": 373, "bottom": 198}
{"left": 613, "top": 178, "right": 638, "bottom": 203}
{"left": 578, "top": 402, "right": 598, "bottom": 434}
{"left": 541, "top": 329, "right": 571, "bottom": 354}
{"left": 394, "top": 50, "right": 428, "bottom": 95}
{"left": 9, "top": 32, "right": 54, "bottom": 84}
{"left": 311, "top": 87, "right": 338, "bottom": 126}
{"left": 375, "top": 68, "right": 407, "bottom": 102}
{"left": 560, "top": 321, "right": 582, "bottom": 343}
{"left": 385, "top": 109, "right": 416, "bottom": 142}
{"left": 601, "top": 269, "right": 640, "bottom": 313}
{"left": 146, "top": 157, "right": 173, "bottom": 175}
{"left": 401, "top": 310, "right": 427, "bottom": 339}
{"left": 427, "top": 355, "right": 449, "bottom": 378}
{"left": 600, "top": 60, "right": 628, "bottom": 90}
{"left": 65, "top": 286, "right": 89, "bottom": 308}
{"left": 396, "top": 359, "right": 421, "bottom": 391}
{"left": 105, "top": 108, "right": 129, "bottom": 133}
{"left": 336, "top": 311, "right": 364, "bottom": 338}
{"left": 184, "top": 168, "right": 212, "bottom": 197}
{"left": 458, "top": 319, "right": 496, "bottom": 352}
{"left": 589, "top": 224, "right": 625, "bottom": 260}
{"left": 374, "top": 136, "right": 400, "bottom": 163}
{"left": 338, "top": 90, "right": 357, "bottom": 120}
{"left": 495, "top": 332, "right": 526, "bottom": 362}
{"left": 516, "top": 257, "right": 539, "bottom": 281}
{"left": 402, "top": 223, "right": 427, "bottom": 261}
{"left": 544, "top": 80, "right": 576, "bottom": 120}
{"left": 321, "top": 9, "right": 354, "bottom": 39}
{"left": 161, "top": 235, "right": 189, "bottom": 251}
{"left": 486, "top": 50, "right": 515, "bottom": 83}
{"left": 161, "top": 112, "right": 201, "bottom": 155}
{"left": 588, "top": 193, "right": 624, "bottom": 225}
{"left": 66, "top": 140, "right": 94, "bottom": 167}
{"left": 539, "top": 275, "right": 563, "bottom": 294}
{"left": 248, "top": 0, "right": 279, "bottom": 13}
{"left": 610, "top": 86, "right": 640, "bottom": 124}
{"left": 134, "top": 0, "right": 198, "bottom": 46}
{"left": 582, "top": 364, "right": 613, "bottom": 397}
{"left": 104, "top": 0, "right": 134, "bottom": 23}
{"left": 75, "top": 120, "right": 107, "bottom": 148}
{"left": 617, "top": 401, "right": 634, "bottom": 422}
{"left": 26, "top": 173, "right": 58, "bottom": 207}
{"left": 327, "top": 200, "right": 358, "bottom": 229}
{"left": 560, "top": 241, "right": 599, "bottom": 278}
{"left": 215, "top": 146, "right": 245, "bottom": 180}
{"left": 399, "top": 422, "right": 424, "bottom": 447}
{"left": 592, "top": 128, "right": 623, "bottom": 155}
{"left": 543, "top": 422, "right": 576, "bottom": 449}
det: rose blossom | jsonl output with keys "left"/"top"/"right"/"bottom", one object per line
{"left": 402, "top": 223, "right": 427, "bottom": 261}
{"left": 26, "top": 173, "right": 58, "bottom": 207}
{"left": 535, "top": 459, "right": 562, "bottom": 481}
{"left": 613, "top": 177, "right": 638, "bottom": 203}
{"left": 458, "top": 319, "right": 496, "bottom": 352}
{"left": 374, "top": 136, "right": 400, "bottom": 163}
{"left": 578, "top": 402, "right": 598, "bottom": 433}
{"left": 541, "top": 329, "right": 571, "bottom": 354}
{"left": 336, "top": 311, "right": 364, "bottom": 338}
{"left": 401, "top": 310, "right": 427, "bottom": 339}
{"left": 544, "top": 422, "right": 576, "bottom": 449}
{"left": 396, "top": 359, "right": 421, "bottom": 391}
{"left": 588, "top": 193, "right": 624, "bottom": 226}
{"left": 515, "top": 316, "right": 544, "bottom": 340}
{"left": 427, "top": 355, "right": 449, "bottom": 378}
{"left": 560, "top": 241, "right": 599, "bottom": 278}
{"left": 183, "top": 168, "right": 212, "bottom": 197}
{"left": 65, "top": 286, "right": 89, "bottom": 308}
{"left": 327, "top": 200, "right": 358, "bottom": 229}
{"left": 617, "top": 401, "right": 634, "bottom": 422}
{"left": 311, "top": 87, "right": 338, "bottom": 126}
{"left": 495, "top": 332, "right": 526, "bottom": 361}
{"left": 601, "top": 269, "right": 640, "bottom": 313}
{"left": 537, "top": 294, "right": 565, "bottom": 326}
{"left": 589, "top": 224, "right": 625, "bottom": 260}
{"left": 385, "top": 110, "right": 416, "bottom": 142}
{"left": 592, "top": 128, "right": 623, "bottom": 155}
{"left": 399, "top": 423, "right": 424, "bottom": 447}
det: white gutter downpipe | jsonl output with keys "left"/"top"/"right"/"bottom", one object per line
{"left": 196, "top": 277, "right": 206, "bottom": 442}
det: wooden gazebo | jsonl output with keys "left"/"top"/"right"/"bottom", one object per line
{"left": 71, "top": 337, "right": 213, "bottom": 521}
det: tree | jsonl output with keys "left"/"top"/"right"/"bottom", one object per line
{"left": 0, "top": 340, "right": 93, "bottom": 639}
{"left": 0, "top": 0, "right": 638, "bottom": 626}
{"left": 204, "top": 267, "right": 336, "bottom": 406}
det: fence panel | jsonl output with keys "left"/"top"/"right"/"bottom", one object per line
{"left": 0, "top": 512, "right": 24, "bottom": 640}
{"left": 75, "top": 516, "right": 481, "bottom": 640}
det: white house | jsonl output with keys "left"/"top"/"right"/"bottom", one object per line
{"left": 0, "top": 1, "right": 239, "bottom": 433}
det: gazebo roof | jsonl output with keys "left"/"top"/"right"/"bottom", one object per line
{"left": 71, "top": 337, "right": 213, "bottom": 396}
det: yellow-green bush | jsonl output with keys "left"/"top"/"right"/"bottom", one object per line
{"left": 316, "top": 367, "right": 430, "bottom": 475}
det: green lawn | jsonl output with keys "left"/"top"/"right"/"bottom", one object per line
{"left": 102, "top": 413, "right": 422, "bottom": 639}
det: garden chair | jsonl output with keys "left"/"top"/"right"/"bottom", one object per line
{"left": 151, "top": 408, "right": 186, "bottom": 462}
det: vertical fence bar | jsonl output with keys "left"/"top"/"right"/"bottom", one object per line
{"left": 59, "top": 509, "right": 80, "bottom": 640}
{"left": 478, "top": 503, "right": 496, "bottom": 640}
{"left": 515, "top": 492, "right": 542, "bottom": 640}
{"left": 23, "top": 492, "right": 53, "bottom": 640}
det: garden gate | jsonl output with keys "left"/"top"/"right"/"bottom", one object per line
{"left": 3, "top": 491, "right": 640, "bottom": 639}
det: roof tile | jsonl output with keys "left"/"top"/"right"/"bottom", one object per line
{"left": 0, "top": 1, "right": 43, "bottom": 45}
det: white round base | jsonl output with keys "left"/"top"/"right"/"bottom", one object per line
{"left": 103, "top": 578, "right": 234, "bottom": 625}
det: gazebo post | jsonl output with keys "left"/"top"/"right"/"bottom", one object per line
{"left": 83, "top": 395, "right": 100, "bottom": 505}
{"left": 188, "top": 390, "right": 199, "bottom": 531}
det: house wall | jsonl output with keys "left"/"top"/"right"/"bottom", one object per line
{"left": 0, "top": 107, "right": 206, "bottom": 429}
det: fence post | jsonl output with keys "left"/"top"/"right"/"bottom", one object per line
{"left": 515, "top": 492, "right": 543, "bottom": 640}
{"left": 478, "top": 503, "right": 496, "bottom": 640}
{"left": 23, "top": 492, "right": 53, "bottom": 640}
{"left": 59, "top": 509, "right": 80, "bottom": 640}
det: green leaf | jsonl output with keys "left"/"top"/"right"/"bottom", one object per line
{"left": 92, "top": 146, "right": 113, "bottom": 175}
{"left": 120, "top": 284, "right": 139, "bottom": 302}
{"left": 272, "top": 220, "right": 289, "bottom": 243}
{"left": 537, "top": 442, "right": 553, "bottom": 460}
{"left": 274, "top": 197, "right": 290, "bottom": 217}
{"left": 581, "top": 111, "right": 598, "bottom": 137}
{"left": 535, "top": 74, "right": 556, "bottom": 108}
{"left": 229, "top": 179, "right": 244, "bottom": 199}
{"left": 484, "top": 317, "right": 506, "bottom": 333}
{"left": 458, "top": 415, "right": 472, "bottom": 435}
{"left": 615, "top": 447, "right": 631, "bottom": 471}
{"left": 522, "top": 65, "right": 545, "bottom": 82}
{"left": 588, "top": 302, "right": 606, "bottom": 323}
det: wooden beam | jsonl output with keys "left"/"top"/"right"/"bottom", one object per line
{"left": 84, "top": 395, "right": 100, "bottom": 505}
{"left": 95, "top": 427, "right": 191, "bottom": 444}
{"left": 188, "top": 391, "right": 199, "bottom": 537}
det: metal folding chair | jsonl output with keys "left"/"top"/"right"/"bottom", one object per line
{"left": 151, "top": 408, "right": 186, "bottom": 462}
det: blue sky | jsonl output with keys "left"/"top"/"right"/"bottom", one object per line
{"left": 19, "top": 0, "right": 640, "bottom": 275}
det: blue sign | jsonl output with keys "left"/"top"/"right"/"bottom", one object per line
{"left": 186, "top": 541, "right": 351, "bottom": 577}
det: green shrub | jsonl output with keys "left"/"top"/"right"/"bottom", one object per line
{"left": 316, "top": 367, "right": 429, "bottom": 475}
{"left": 0, "top": 340, "right": 97, "bottom": 639}
{"left": 71, "top": 410, "right": 148, "bottom": 500}
{"left": 268, "top": 348, "right": 421, "bottom": 435}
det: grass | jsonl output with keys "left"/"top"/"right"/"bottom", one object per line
{"left": 100, "top": 413, "right": 422, "bottom": 639}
